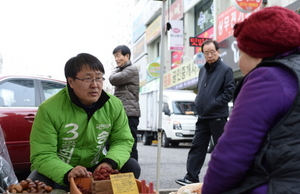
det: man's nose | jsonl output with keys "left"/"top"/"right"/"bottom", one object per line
{"left": 90, "top": 79, "right": 98, "bottom": 86}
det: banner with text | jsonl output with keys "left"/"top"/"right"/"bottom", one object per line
{"left": 164, "top": 59, "right": 199, "bottom": 89}
{"left": 168, "top": 20, "right": 184, "bottom": 51}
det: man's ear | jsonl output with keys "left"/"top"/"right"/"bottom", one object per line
{"left": 67, "top": 77, "right": 74, "bottom": 88}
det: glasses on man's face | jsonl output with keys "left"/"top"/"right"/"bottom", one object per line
{"left": 74, "top": 77, "right": 105, "bottom": 84}
{"left": 204, "top": 50, "right": 217, "bottom": 56}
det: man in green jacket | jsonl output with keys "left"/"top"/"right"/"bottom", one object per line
{"left": 28, "top": 53, "right": 140, "bottom": 191}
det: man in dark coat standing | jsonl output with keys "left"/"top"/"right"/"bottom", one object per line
{"left": 176, "top": 40, "right": 235, "bottom": 185}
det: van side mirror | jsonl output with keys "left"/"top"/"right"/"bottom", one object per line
{"left": 163, "top": 108, "right": 171, "bottom": 116}
{"left": 162, "top": 102, "right": 171, "bottom": 116}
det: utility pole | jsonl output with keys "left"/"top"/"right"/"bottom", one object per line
{"left": 154, "top": 0, "right": 167, "bottom": 192}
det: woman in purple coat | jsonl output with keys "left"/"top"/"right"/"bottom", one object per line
{"left": 201, "top": 6, "right": 300, "bottom": 194}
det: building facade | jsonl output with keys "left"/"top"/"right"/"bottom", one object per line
{"left": 131, "top": 0, "right": 300, "bottom": 93}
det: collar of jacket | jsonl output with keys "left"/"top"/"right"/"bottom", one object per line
{"left": 67, "top": 84, "right": 110, "bottom": 112}
{"left": 118, "top": 60, "right": 132, "bottom": 70}
{"left": 204, "top": 57, "right": 221, "bottom": 72}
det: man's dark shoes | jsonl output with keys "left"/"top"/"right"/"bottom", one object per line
{"left": 175, "top": 178, "right": 196, "bottom": 186}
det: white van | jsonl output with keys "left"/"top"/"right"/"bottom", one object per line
{"left": 138, "top": 90, "right": 197, "bottom": 147}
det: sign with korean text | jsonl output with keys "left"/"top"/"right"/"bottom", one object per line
{"left": 232, "top": 0, "right": 262, "bottom": 13}
{"left": 132, "top": 35, "right": 146, "bottom": 62}
{"left": 147, "top": 62, "right": 160, "bottom": 78}
{"left": 217, "top": 6, "right": 261, "bottom": 43}
{"left": 110, "top": 173, "right": 139, "bottom": 194}
{"left": 194, "top": 27, "right": 214, "bottom": 54}
{"left": 165, "top": 0, "right": 184, "bottom": 21}
{"left": 171, "top": 51, "right": 183, "bottom": 69}
{"left": 189, "top": 37, "right": 211, "bottom": 47}
{"left": 163, "top": 59, "right": 199, "bottom": 89}
{"left": 146, "top": 16, "right": 161, "bottom": 44}
{"left": 168, "top": 20, "right": 184, "bottom": 51}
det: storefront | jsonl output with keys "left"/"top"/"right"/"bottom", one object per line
{"left": 216, "top": 0, "right": 300, "bottom": 80}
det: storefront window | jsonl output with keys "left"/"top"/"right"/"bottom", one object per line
{"left": 194, "top": 0, "right": 214, "bottom": 36}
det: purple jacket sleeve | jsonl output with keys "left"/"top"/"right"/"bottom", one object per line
{"left": 201, "top": 66, "right": 297, "bottom": 194}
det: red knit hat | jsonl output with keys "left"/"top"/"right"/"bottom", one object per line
{"left": 233, "top": 6, "right": 300, "bottom": 58}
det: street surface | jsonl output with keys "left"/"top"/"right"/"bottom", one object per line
{"left": 138, "top": 141, "right": 211, "bottom": 192}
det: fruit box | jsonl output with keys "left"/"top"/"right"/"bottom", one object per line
{"left": 70, "top": 177, "right": 157, "bottom": 194}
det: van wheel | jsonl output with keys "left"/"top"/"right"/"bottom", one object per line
{"left": 161, "top": 132, "right": 170, "bottom": 147}
{"left": 142, "top": 132, "right": 152, "bottom": 145}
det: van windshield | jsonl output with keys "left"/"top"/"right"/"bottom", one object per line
{"left": 172, "top": 101, "right": 197, "bottom": 115}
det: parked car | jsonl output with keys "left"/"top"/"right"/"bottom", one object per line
{"left": 0, "top": 75, "right": 66, "bottom": 172}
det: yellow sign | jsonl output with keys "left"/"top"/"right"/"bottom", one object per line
{"left": 146, "top": 15, "right": 161, "bottom": 44}
{"left": 110, "top": 173, "right": 139, "bottom": 194}
{"left": 163, "top": 59, "right": 200, "bottom": 89}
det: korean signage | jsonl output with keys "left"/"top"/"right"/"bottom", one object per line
{"left": 218, "top": 0, "right": 300, "bottom": 77}
{"left": 132, "top": 35, "right": 146, "bottom": 62}
{"left": 171, "top": 51, "right": 183, "bottom": 69}
{"left": 233, "top": 0, "right": 262, "bottom": 13}
{"left": 189, "top": 37, "right": 211, "bottom": 47}
{"left": 146, "top": 16, "right": 161, "bottom": 44}
{"left": 168, "top": 20, "right": 184, "bottom": 51}
{"left": 163, "top": 59, "right": 199, "bottom": 89}
{"left": 147, "top": 62, "right": 160, "bottom": 78}
{"left": 195, "top": 27, "right": 214, "bottom": 54}
{"left": 145, "top": 57, "right": 160, "bottom": 83}
{"left": 165, "top": 0, "right": 184, "bottom": 21}
{"left": 217, "top": 6, "right": 261, "bottom": 43}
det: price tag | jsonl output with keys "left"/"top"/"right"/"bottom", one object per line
{"left": 110, "top": 172, "right": 139, "bottom": 194}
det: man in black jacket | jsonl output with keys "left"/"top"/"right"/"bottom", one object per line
{"left": 176, "top": 40, "right": 235, "bottom": 186}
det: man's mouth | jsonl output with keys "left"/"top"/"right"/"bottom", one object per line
{"left": 90, "top": 91, "right": 98, "bottom": 96}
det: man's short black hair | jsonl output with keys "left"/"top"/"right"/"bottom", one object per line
{"left": 112, "top": 45, "right": 131, "bottom": 60}
{"left": 64, "top": 53, "right": 105, "bottom": 79}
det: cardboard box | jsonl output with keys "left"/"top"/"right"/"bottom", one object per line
{"left": 92, "top": 179, "right": 114, "bottom": 194}
{"left": 70, "top": 177, "right": 157, "bottom": 194}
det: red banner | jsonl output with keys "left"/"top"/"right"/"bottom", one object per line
{"left": 216, "top": 6, "right": 261, "bottom": 43}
